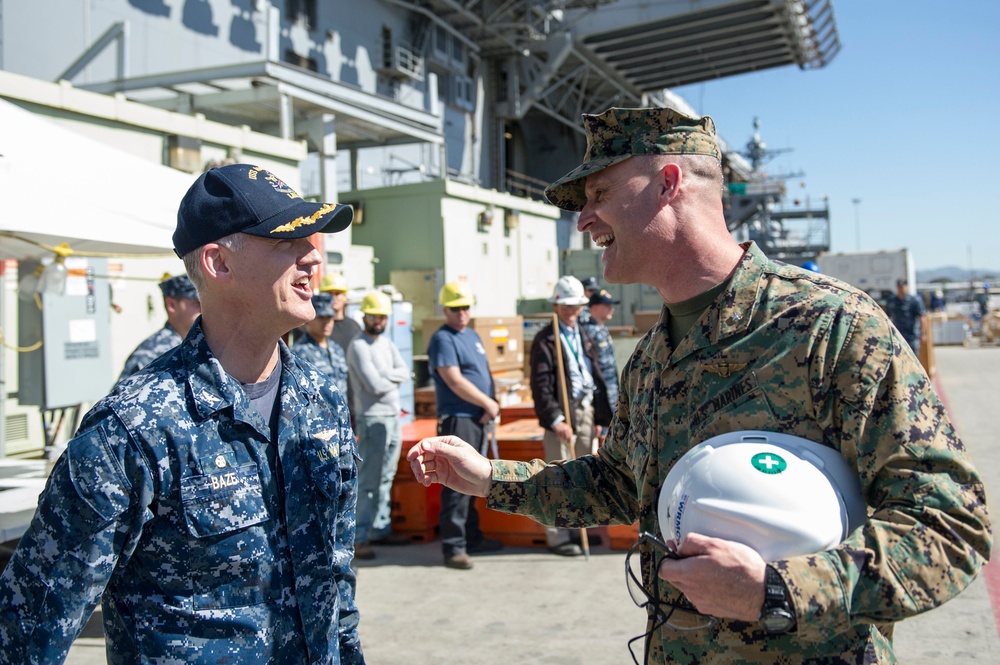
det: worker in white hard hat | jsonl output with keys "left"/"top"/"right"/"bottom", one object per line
{"left": 528, "top": 275, "right": 612, "bottom": 557}
{"left": 346, "top": 291, "right": 412, "bottom": 559}
{"left": 426, "top": 281, "right": 503, "bottom": 569}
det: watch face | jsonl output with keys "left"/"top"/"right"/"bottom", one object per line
{"left": 761, "top": 609, "right": 795, "bottom": 634}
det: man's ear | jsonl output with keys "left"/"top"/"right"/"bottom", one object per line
{"left": 658, "top": 162, "right": 682, "bottom": 204}
{"left": 163, "top": 296, "right": 179, "bottom": 315}
{"left": 201, "top": 244, "right": 230, "bottom": 282}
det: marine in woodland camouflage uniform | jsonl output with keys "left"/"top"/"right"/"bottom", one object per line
{"left": 0, "top": 164, "right": 363, "bottom": 664}
{"left": 409, "top": 107, "right": 991, "bottom": 664}
{"left": 292, "top": 293, "right": 349, "bottom": 397}
{"left": 117, "top": 273, "right": 201, "bottom": 382}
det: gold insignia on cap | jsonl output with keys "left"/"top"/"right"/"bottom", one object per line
{"left": 270, "top": 203, "right": 340, "bottom": 234}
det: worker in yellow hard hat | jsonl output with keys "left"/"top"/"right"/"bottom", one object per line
{"left": 346, "top": 290, "right": 412, "bottom": 559}
{"left": 427, "top": 281, "right": 503, "bottom": 569}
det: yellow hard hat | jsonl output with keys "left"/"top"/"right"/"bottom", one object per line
{"left": 319, "top": 272, "right": 348, "bottom": 293}
{"left": 439, "top": 281, "right": 474, "bottom": 308}
{"left": 360, "top": 291, "right": 393, "bottom": 316}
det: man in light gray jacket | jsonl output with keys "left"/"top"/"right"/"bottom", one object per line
{"left": 347, "top": 290, "right": 412, "bottom": 559}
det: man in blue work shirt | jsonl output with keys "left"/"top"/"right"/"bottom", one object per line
{"left": 0, "top": 164, "right": 364, "bottom": 664}
{"left": 427, "top": 281, "right": 503, "bottom": 570}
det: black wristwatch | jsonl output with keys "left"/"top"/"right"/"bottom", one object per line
{"left": 759, "top": 565, "right": 796, "bottom": 635}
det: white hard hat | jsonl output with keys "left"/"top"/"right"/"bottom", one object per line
{"left": 658, "top": 431, "right": 867, "bottom": 562}
{"left": 550, "top": 276, "right": 589, "bottom": 305}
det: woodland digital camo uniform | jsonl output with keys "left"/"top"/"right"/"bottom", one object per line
{"left": 292, "top": 332, "right": 350, "bottom": 397}
{"left": 0, "top": 321, "right": 363, "bottom": 664}
{"left": 486, "top": 242, "right": 991, "bottom": 663}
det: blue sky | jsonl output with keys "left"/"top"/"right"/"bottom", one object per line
{"left": 673, "top": 1, "right": 1000, "bottom": 275}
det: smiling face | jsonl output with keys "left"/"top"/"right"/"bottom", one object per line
{"left": 227, "top": 235, "right": 322, "bottom": 335}
{"left": 576, "top": 156, "right": 670, "bottom": 285}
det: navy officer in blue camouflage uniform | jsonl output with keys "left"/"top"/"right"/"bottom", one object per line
{"left": 117, "top": 272, "right": 201, "bottom": 381}
{"left": 0, "top": 163, "right": 364, "bottom": 664}
{"left": 292, "top": 292, "right": 349, "bottom": 397}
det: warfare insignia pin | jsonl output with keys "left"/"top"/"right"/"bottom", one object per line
{"left": 703, "top": 362, "right": 747, "bottom": 378}
{"left": 315, "top": 429, "right": 337, "bottom": 441}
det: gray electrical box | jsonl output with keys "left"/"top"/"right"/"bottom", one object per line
{"left": 18, "top": 258, "right": 113, "bottom": 409}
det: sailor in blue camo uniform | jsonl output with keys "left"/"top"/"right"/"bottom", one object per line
{"left": 117, "top": 273, "right": 201, "bottom": 382}
{"left": 0, "top": 164, "right": 364, "bottom": 664}
{"left": 292, "top": 292, "right": 349, "bottom": 397}
{"left": 580, "top": 288, "right": 621, "bottom": 410}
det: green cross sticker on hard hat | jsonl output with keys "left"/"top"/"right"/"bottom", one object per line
{"left": 751, "top": 452, "right": 787, "bottom": 474}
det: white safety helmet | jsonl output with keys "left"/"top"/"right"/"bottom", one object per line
{"left": 550, "top": 275, "right": 589, "bottom": 305}
{"left": 658, "top": 431, "right": 867, "bottom": 562}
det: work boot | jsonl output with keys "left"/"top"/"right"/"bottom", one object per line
{"left": 444, "top": 552, "right": 474, "bottom": 570}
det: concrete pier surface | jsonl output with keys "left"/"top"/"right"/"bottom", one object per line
{"left": 59, "top": 344, "right": 1000, "bottom": 664}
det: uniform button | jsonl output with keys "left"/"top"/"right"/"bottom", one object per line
{"left": 215, "top": 455, "right": 227, "bottom": 468}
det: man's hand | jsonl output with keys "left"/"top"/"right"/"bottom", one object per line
{"left": 407, "top": 436, "right": 492, "bottom": 497}
{"left": 478, "top": 398, "right": 500, "bottom": 425}
{"left": 553, "top": 421, "right": 574, "bottom": 444}
{"left": 656, "top": 533, "right": 767, "bottom": 622}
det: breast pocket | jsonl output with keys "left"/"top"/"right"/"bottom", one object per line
{"left": 688, "top": 370, "right": 779, "bottom": 444}
{"left": 180, "top": 463, "right": 269, "bottom": 538}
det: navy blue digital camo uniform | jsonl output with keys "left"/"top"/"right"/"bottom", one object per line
{"left": 0, "top": 321, "right": 363, "bottom": 664}
{"left": 292, "top": 332, "right": 349, "bottom": 397}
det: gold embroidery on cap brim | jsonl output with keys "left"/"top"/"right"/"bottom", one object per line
{"left": 270, "top": 203, "right": 339, "bottom": 233}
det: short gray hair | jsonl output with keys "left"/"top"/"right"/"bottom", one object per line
{"left": 181, "top": 232, "right": 246, "bottom": 293}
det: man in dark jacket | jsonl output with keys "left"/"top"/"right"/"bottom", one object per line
{"left": 530, "top": 275, "right": 612, "bottom": 556}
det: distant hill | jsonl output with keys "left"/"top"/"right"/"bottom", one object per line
{"left": 917, "top": 266, "right": 1000, "bottom": 282}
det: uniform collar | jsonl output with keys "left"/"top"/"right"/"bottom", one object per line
{"left": 646, "top": 241, "right": 763, "bottom": 365}
{"left": 181, "top": 320, "right": 320, "bottom": 428}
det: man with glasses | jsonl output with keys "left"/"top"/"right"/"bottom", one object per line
{"left": 427, "top": 282, "right": 503, "bottom": 569}
{"left": 407, "top": 107, "right": 990, "bottom": 663}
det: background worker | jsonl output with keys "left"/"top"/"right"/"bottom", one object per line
{"left": 580, "top": 288, "right": 621, "bottom": 412}
{"left": 348, "top": 290, "right": 412, "bottom": 559}
{"left": 291, "top": 292, "right": 348, "bottom": 397}
{"left": 427, "top": 282, "right": 503, "bottom": 570}
{"left": 117, "top": 273, "right": 201, "bottom": 381}
{"left": 0, "top": 163, "right": 363, "bottom": 663}
{"left": 321, "top": 271, "right": 362, "bottom": 355}
{"left": 529, "top": 275, "right": 612, "bottom": 557}
{"left": 407, "top": 107, "right": 990, "bottom": 664}
{"left": 884, "top": 277, "right": 926, "bottom": 355}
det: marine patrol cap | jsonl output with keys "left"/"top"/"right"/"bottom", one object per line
{"left": 544, "top": 107, "right": 721, "bottom": 212}
{"left": 311, "top": 293, "right": 335, "bottom": 317}
{"left": 158, "top": 273, "right": 199, "bottom": 301}
{"left": 174, "top": 163, "right": 354, "bottom": 257}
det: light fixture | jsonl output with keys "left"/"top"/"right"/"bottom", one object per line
{"left": 37, "top": 243, "right": 73, "bottom": 296}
